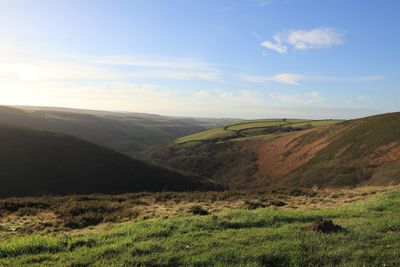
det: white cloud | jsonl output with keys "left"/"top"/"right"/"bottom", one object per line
{"left": 260, "top": 35, "right": 287, "bottom": 54}
{"left": 261, "top": 27, "right": 344, "bottom": 53}
{"left": 240, "top": 73, "right": 304, "bottom": 85}
{"left": 272, "top": 73, "right": 304, "bottom": 85}
{"left": 93, "top": 56, "right": 212, "bottom": 69}
{"left": 121, "top": 70, "right": 220, "bottom": 82}
{"left": 260, "top": 41, "right": 287, "bottom": 54}
{"left": 89, "top": 56, "right": 222, "bottom": 82}
{"left": 270, "top": 91, "right": 322, "bottom": 105}
{"left": 286, "top": 27, "right": 344, "bottom": 49}
{"left": 0, "top": 43, "right": 223, "bottom": 82}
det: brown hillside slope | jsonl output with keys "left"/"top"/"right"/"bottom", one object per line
{"left": 142, "top": 112, "right": 400, "bottom": 188}
{"left": 280, "top": 112, "right": 400, "bottom": 187}
{"left": 142, "top": 126, "right": 341, "bottom": 188}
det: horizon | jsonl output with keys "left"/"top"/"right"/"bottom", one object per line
{"left": 1, "top": 0, "right": 399, "bottom": 119}
{"left": 7, "top": 104, "right": 397, "bottom": 121}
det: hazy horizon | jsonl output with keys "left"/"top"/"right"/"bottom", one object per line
{"left": 1, "top": 0, "right": 399, "bottom": 119}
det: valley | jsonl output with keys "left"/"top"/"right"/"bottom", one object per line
{"left": 1, "top": 1, "right": 398, "bottom": 265}
{"left": 0, "top": 108, "right": 400, "bottom": 266}
{"left": 143, "top": 112, "right": 400, "bottom": 189}
{"left": 0, "top": 106, "right": 238, "bottom": 157}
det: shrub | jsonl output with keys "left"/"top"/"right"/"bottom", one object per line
{"left": 15, "top": 207, "right": 40, "bottom": 216}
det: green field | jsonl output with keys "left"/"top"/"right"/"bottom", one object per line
{"left": 0, "top": 188, "right": 399, "bottom": 266}
{"left": 176, "top": 118, "right": 342, "bottom": 145}
{"left": 175, "top": 127, "right": 234, "bottom": 144}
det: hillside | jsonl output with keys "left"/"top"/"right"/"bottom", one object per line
{"left": 0, "top": 124, "right": 216, "bottom": 197}
{"left": 0, "top": 106, "right": 238, "bottom": 157}
{"left": 142, "top": 113, "right": 400, "bottom": 189}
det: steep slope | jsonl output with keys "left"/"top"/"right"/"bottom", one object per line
{"left": 280, "top": 112, "right": 400, "bottom": 187}
{"left": 143, "top": 113, "right": 400, "bottom": 188}
{"left": 0, "top": 106, "right": 238, "bottom": 157}
{"left": 0, "top": 124, "right": 216, "bottom": 197}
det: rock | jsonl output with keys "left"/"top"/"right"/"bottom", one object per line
{"left": 310, "top": 218, "right": 344, "bottom": 233}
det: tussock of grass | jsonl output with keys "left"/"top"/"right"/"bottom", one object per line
{"left": 0, "top": 189, "right": 399, "bottom": 266}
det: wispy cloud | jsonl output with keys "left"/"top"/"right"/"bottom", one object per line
{"left": 194, "top": 88, "right": 262, "bottom": 102}
{"left": 286, "top": 27, "right": 344, "bottom": 49}
{"left": 241, "top": 73, "right": 383, "bottom": 85}
{"left": 260, "top": 35, "right": 288, "bottom": 54}
{"left": 90, "top": 56, "right": 222, "bottom": 81}
{"left": 307, "top": 75, "right": 383, "bottom": 83}
{"left": 92, "top": 56, "right": 213, "bottom": 69}
{"left": 270, "top": 91, "right": 322, "bottom": 105}
{"left": 261, "top": 27, "right": 344, "bottom": 54}
{"left": 0, "top": 43, "right": 223, "bottom": 82}
{"left": 240, "top": 73, "right": 304, "bottom": 85}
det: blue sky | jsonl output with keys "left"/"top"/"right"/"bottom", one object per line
{"left": 0, "top": 0, "right": 399, "bottom": 118}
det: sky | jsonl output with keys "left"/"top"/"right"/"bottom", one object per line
{"left": 0, "top": 0, "right": 399, "bottom": 119}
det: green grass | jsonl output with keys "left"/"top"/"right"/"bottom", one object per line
{"left": 226, "top": 119, "right": 294, "bottom": 131}
{"left": 1, "top": 189, "right": 400, "bottom": 266}
{"left": 175, "top": 127, "right": 234, "bottom": 144}
{"left": 289, "top": 120, "right": 343, "bottom": 128}
{"left": 175, "top": 118, "right": 342, "bottom": 145}
{"left": 233, "top": 132, "right": 293, "bottom": 142}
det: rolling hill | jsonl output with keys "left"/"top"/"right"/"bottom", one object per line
{"left": 142, "top": 113, "right": 400, "bottom": 189}
{"left": 0, "top": 124, "right": 217, "bottom": 197}
{"left": 0, "top": 106, "right": 238, "bottom": 157}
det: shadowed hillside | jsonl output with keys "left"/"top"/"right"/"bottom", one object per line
{"left": 143, "top": 113, "right": 400, "bottom": 188}
{"left": 0, "top": 124, "right": 216, "bottom": 197}
{"left": 0, "top": 106, "right": 238, "bottom": 157}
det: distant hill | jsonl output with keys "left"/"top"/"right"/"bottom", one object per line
{"left": 0, "top": 106, "right": 239, "bottom": 157}
{"left": 142, "top": 113, "right": 400, "bottom": 188}
{"left": 0, "top": 124, "right": 217, "bottom": 197}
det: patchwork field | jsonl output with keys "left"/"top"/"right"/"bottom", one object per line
{"left": 175, "top": 118, "right": 341, "bottom": 146}
{"left": 0, "top": 187, "right": 398, "bottom": 266}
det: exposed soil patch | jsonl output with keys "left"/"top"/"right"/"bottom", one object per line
{"left": 368, "top": 141, "right": 400, "bottom": 166}
{"left": 190, "top": 206, "right": 209, "bottom": 215}
{"left": 247, "top": 128, "right": 330, "bottom": 178}
{"left": 310, "top": 218, "right": 344, "bottom": 233}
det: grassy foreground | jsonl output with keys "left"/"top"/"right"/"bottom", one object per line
{"left": 1, "top": 189, "right": 400, "bottom": 266}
